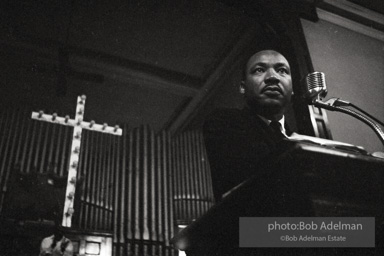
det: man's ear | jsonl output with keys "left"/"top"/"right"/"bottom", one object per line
{"left": 239, "top": 81, "right": 245, "bottom": 94}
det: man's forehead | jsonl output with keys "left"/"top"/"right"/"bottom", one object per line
{"left": 247, "top": 50, "right": 290, "bottom": 67}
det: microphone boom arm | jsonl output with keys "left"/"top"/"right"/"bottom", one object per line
{"left": 313, "top": 98, "right": 384, "bottom": 146}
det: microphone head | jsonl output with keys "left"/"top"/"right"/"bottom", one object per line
{"left": 304, "top": 72, "right": 328, "bottom": 102}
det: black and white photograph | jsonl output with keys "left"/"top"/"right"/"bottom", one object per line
{"left": 0, "top": 0, "right": 383, "bottom": 255}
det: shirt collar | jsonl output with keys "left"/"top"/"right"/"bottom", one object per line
{"left": 257, "top": 115, "right": 287, "bottom": 137}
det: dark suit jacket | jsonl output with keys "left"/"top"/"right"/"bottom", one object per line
{"left": 203, "top": 107, "right": 291, "bottom": 201}
{"left": 201, "top": 108, "right": 376, "bottom": 255}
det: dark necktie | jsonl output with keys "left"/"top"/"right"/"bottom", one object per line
{"left": 270, "top": 121, "right": 285, "bottom": 139}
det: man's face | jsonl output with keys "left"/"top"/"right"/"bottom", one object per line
{"left": 241, "top": 50, "right": 293, "bottom": 116}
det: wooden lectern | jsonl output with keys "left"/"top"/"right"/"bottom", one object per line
{"left": 172, "top": 141, "right": 384, "bottom": 256}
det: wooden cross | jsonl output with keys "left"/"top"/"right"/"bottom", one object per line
{"left": 31, "top": 95, "right": 122, "bottom": 227}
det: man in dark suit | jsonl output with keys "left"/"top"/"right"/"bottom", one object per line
{"left": 203, "top": 49, "right": 294, "bottom": 201}
{"left": 200, "top": 50, "right": 377, "bottom": 256}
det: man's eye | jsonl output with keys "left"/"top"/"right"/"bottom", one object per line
{"left": 277, "top": 68, "right": 289, "bottom": 74}
{"left": 254, "top": 67, "right": 264, "bottom": 73}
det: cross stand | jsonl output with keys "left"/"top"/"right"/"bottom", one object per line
{"left": 31, "top": 95, "right": 122, "bottom": 227}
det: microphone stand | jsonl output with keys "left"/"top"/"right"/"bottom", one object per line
{"left": 312, "top": 97, "right": 384, "bottom": 146}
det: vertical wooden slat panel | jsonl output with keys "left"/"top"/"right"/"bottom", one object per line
{"left": 107, "top": 134, "right": 114, "bottom": 229}
{"left": 104, "top": 134, "right": 109, "bottom": 230}
{"left": 182, "top": 133, "right": 189, "bottom": 220}
{"left": 84, "top": 130, "right": 93, "bottom": 229}
{"left": 90, "top": 132, "right": 99, "bottom": 230}
{"left": 149, "top": 129, "right": 155, "bottom": 250}
{"left": 89, "top": 131, "right": 98, "bottom": 230}
{"left": 189, "top": 131, "right": 198, "bottom": 217}
{"left": 160, "top": 133, "right": 166, "bottom": 243}
{"left": 174, "top": 136, "right": 182, "bottom": 223}
{"left": 102, "top": 135, "right": 108, "bottom": 229}
{"left": 106, "top": 134, "right": 113, "bottom": 230}
{"left": 114, "top": 128, "right": 122, "bottom": 246}
{"left": 134, "top": 128, "right": 141, "bottom": 240}
{"left": 106, "top": 134, "right": 113, "bottom": 229}
{"left": 99, "top": 134, "right": 105, "bottom": 229}
{"left": 180, "top": 134, "right": 187, "bottom": 221}
{"left": 197, "top": 131, "right": 207, "bottom": 207}
{"left": 162, "top": 132, "right": 170, "bottom": 246}
{"left": 85, "top": 130, "right": 93, "bottom": 229}
{"left": 142, "top": 126, "right": 149, "bottom": 240}
{"left": 179, "top": 134, "right": 185, "bottom": 221}
{"left": 167, "top": 131, "right": 175, "bottom": 248}
{"left": 46, "top": 123, "right": 57, "bottom": 170}
{"left": 13, "top": 109, "right": 28, "bottom": 166}
{"left": 59, "top": 126, "right": 69, "bottom": 176}
{"left": 58, "top": 125, "right": 69, "bottom": 176}
{"left": 185, "top": 133, "right": 191, "bottom": 221}
{"left": 127, "top": 130, "right": 134, "bottom": 241}
{"left": 19, "top": 113, "right": 31, "bottom": 173}
{"left": 167, "top": 132, "right": 173, "bottom": 256}
{"left": 150, "top": 128, "right": 157, "bottom": 243}
{"left": 95, "top": 133, "right": 102, "bottom": 229}
{"left": 180, "top": 134, "right": 187, "bottom": 222}
{"left": 121, "top": 124, "right": 128, "bottom": 250}
{"left": 193, "top": 131, "right": 202, "bottom": 217}
{"left": 112, "top": 134, "right": 117, "bottom": 230}
{"left": 99, "top": 134, "right": 106, "bottom": 229}
{"left": 53, "top": 125, "right": 63, "bottom": 174}
{"left": 87, "top": 130, "right": 93, "bottom": 230}
{"left": 38, "top": 120, "right": 50, "bottom": 173}
{"left": 157, "top": 134, "right": 164, "bottom": 243}
{"left": 99, "top": 132, "right": 106, "bottom": 229}
{"left": 199, "top": 131, "right": 209, "bottom": 213}
{"left": 188, "top": 132, "right": 198, "bottom": 218}
{"left": 26, "top": 114, "right": 38, "bottom": 174}
{"left": 201, "top": 131, "right": 214, "bottom": 204}
{"left": 174, "top": 135, "right": 183, "bottom": 221}
{"left": 78, "top": 130, "right": 88, "bottom": 229}
{"left": 192, "top": 131, "right": 199, "bottom": 218}
{"left": 187, "top": 132, "right": 194, "bottom": 220}
{"left": 33, "top": 121, "right": 45, "bottom": 172}
{"left": 94, "top": 132, "right": 101, "bottom": 230}
{"left": 32, "top": 121, "right": 43, "bottom": 171}
{"left": 198, "top": 132, "right": 207, "bottom": 209}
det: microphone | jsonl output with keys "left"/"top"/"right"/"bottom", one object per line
{"left": 304, "top": 72, "right": 350, "bottom": 107}
{"left": 304, "top": 72, "right": 327, "bottom": 103}
{"left": 303, "top": 72, "right": 384, "bottom": 145}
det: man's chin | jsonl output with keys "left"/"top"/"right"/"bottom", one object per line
{"left": 248, "top": 99, "right": 286, "bottom": 113}
{"left": 260, "top": 99, "right": 285, "bottom": 108}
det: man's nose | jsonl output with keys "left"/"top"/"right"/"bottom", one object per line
{"left": 264, "top": 68, "right": 280, "bottom": 84}
{"left": 265, "top": 73, "right": 280, "bottom": 85}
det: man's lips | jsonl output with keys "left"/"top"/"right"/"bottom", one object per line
{"left": 262, "top": 85, "right": 283, "bottom": 94}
